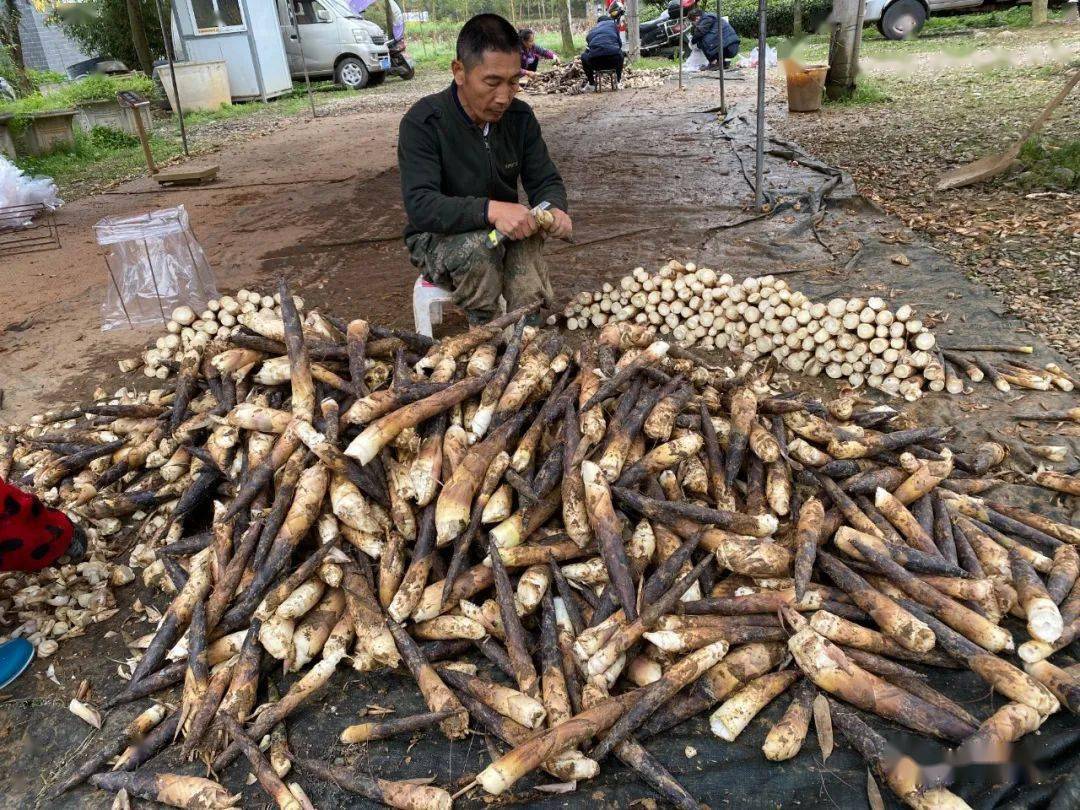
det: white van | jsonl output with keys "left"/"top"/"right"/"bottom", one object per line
{"left": 276, "top": 0, "right": 391, "bottom": 89}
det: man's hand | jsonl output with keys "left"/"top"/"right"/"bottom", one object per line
{"left": 488, "top": 201, "right": 538, "bottom": 241}
{"left": 546, "top": 208, "right": 573, "bottom": 240}
{"left": 552, "top": 55, "right": 562, "bottom": 65}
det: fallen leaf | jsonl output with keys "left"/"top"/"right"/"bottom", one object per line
{"left": 890, "top": 253, "right": 911, "bottom": 266}
{"left": 867, "top": 769, "right": 885, "bottom": 810}
{"left": 813, "top": 694, "right": 834, "bottom": 761}
{"left": 68, "top": 698, "right": 102, "bottom": 729}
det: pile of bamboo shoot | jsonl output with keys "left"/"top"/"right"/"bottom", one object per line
{"left": 136, "top": 290, "right": 297, "bottom": 379}
{"left": 559, "top": 260, "right": 1076, "bottom": 401}
{"left": 4, "top": 285, "right": 1079, "bottom": 810}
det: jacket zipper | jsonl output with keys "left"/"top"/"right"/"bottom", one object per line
{"left": 482, "top": 128, "right": 497, "bottom": 199}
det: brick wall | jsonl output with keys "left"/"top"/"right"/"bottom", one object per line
{"left": 15, "top": 0, "right": 93, "bottom": 73}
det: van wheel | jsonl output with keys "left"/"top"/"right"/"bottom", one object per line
{"left": 336, "top": 57, "right": 370, "bottom": 89}
{"left": 878, "top": 0, "right": 926, "bottom": 40}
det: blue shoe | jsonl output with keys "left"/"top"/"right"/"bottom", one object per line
{"left": 0, "top": 638, "right": 34, "bottom": 689}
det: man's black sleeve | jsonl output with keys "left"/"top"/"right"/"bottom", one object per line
{"left": 520, "top": 111, "right": 568, "bottom": 214}
{"left": 398, "top": 112, "right": 489, "bottom": 234}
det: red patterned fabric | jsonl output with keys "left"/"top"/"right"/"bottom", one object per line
{"left": 0, "top": 478, "right": 74, "bottom": 572}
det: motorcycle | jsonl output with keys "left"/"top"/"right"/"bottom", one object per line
{"left": 639, "top": 0, "right": 698, "bottom": 57}
{"left": 387, "top": 35, "right": 415, "bottom": 80}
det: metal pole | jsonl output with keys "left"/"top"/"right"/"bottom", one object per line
{"left": 716, "top": 0, "right": 726, "bottom": 113}
{"left": 287, "top": 4, "right": 318, "bottom": 118}
{"left": 754, "top": 0, "right": 766, "bottom": 207}
{"left": 677, "top": 1, "right": 683, "bottom": 90}
{"left": 154, "top": 0, "right": 189, "bottom": 156}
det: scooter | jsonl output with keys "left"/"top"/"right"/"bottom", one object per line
{"left": 387, "top": 35, "right": 415, "bottom": 80}
{"left": 639, "top": 0, "right": 697, "bottom": 57}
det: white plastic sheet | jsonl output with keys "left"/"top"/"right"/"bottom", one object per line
{"left": 0, "top": 155, "right": 63, "bottom": 229}
{"left": 95, "top": 205, "right": 218, "bottom": 331}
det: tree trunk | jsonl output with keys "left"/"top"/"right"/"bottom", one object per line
{"left": 1031, "top": 0, "right": 1048, "bottom": 25}
{"left": 626, "top": 0, "right": 640, "bottom": 61}
{"left": 384, "top": 0, "right": 393, "bottom": 36}
{"left": 793, "top": 0, "right": 802, "bottom": 34}
{"left": 125, "top": 0, "right": 154, "bottom": 75}
{"left": 825, "top": 0, "right": 861, "bottom": 100}
{"left": 559, "top": 0, "right": 575, "bottom": 51}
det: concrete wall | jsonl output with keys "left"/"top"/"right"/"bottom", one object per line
{"left": 15, "top": 0, "right": 93, "bottom": 73}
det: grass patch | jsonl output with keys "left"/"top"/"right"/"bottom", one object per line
{"left": 824, "top": 76, "right": 892, "bottom": 105}
{"left": 631, "top": 56, "right": 678, "bottom": 70}
{"left": 1018, "top": 137, "right": 1080, "bottom": 190}
{"left": 922, "top": 5, "right": 1063, "bottom": 33}
{"left": 15, "top": 128, "right": 179, "bottom": 191}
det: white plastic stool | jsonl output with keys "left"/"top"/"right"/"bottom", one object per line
{"left": 413, "top": 276, "right": 454, "bottom": 338}
{"left": 412, "top": 275, "right": 507, "bottom": 337}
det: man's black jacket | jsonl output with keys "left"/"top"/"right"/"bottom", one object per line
{"left": 691, "top": 13, "right": 739, "bottom": 60}
{"left": 398, "top": 84, "right": 568, "bottom": 238}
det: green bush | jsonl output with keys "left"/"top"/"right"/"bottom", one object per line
{"left": 0, "top": 73, "right": 157, "bottom": 136}
{"left": 28, "top": 69, "right": 69, "bottom": 89}
{"left": 62, "top": 73, "right": 156, "bottom": 103}
{"left": 721, "top": 0, "right": 834, "bottom": 38}
{"left": 88, "top": 125, "right": 139, "bottom": 148}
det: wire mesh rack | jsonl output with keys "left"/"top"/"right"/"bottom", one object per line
{"left": 0, "top": 203, "right": 62, "bottom": 256}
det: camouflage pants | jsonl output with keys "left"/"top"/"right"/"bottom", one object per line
{"left": 406, "top": 229, "right": 554, "bottom": 324}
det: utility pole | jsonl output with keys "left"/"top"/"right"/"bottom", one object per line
{"left": 125, "top": 0, "right": 155, "bottom": 75}
{"left": 825, "top": 0, "right": 863, "bottom": 100}
{"left": 626, "top": 0, "right": 640, "bottom": 61}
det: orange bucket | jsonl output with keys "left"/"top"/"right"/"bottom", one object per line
{"left": 785, "top": 63, "right": 828, "bottom": 112}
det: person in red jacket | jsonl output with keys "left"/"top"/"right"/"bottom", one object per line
{"left": 0, "top": 478, "right": 85, "bottom": 686}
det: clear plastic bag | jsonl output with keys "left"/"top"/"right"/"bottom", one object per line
{"left": 0, "top": 155, "right": 63, "bottom": 229}
{"left": 685, "top": 45, "right": 708, "bottom": 72}
{"left": 95, "top": 205, "right": 218, "bottom": 331}
{"left": 736, "top": 45, "right": 778, "bottom": 69}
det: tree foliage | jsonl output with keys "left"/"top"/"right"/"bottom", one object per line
{"left": 53, "top": 0, "right": 166, "bottom": 69}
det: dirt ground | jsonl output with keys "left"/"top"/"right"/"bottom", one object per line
{"left": 775, "top": 23, "right": 1080, "bottom": 365}
{"left": 1, "top": 47, "right": 1079, "bottom": 810}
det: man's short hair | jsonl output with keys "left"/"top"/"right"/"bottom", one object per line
{"left": 457, "top": 14, "right": 521, "bottom": 68}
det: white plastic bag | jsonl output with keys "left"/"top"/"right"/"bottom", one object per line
{"left": 685, "top": 45, "right": 708, "bottom": 72}
{"left": 95, "top": 205, "right": 218, "bottom": 331}
{"left": 736, "top": 45, "right": 778, "bottom": 69}
{"left": 0, "top": 155, "right": 63, "bottom": 229}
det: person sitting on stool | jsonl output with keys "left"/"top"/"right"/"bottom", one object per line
{"left": 580, "top": 1, "right": 626, "bottom": 92}
{"left": 399, "top": 14, "right": 572, "bottom": 326}
{"left": 688, "top": 7, "right": 740, "bottom": 69}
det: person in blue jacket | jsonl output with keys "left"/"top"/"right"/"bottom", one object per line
{"left": 579, "top": 1, "right": 626, "bottom": 91}
{"left": 688, "top": 7, "right": 740, "bottom": 69}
